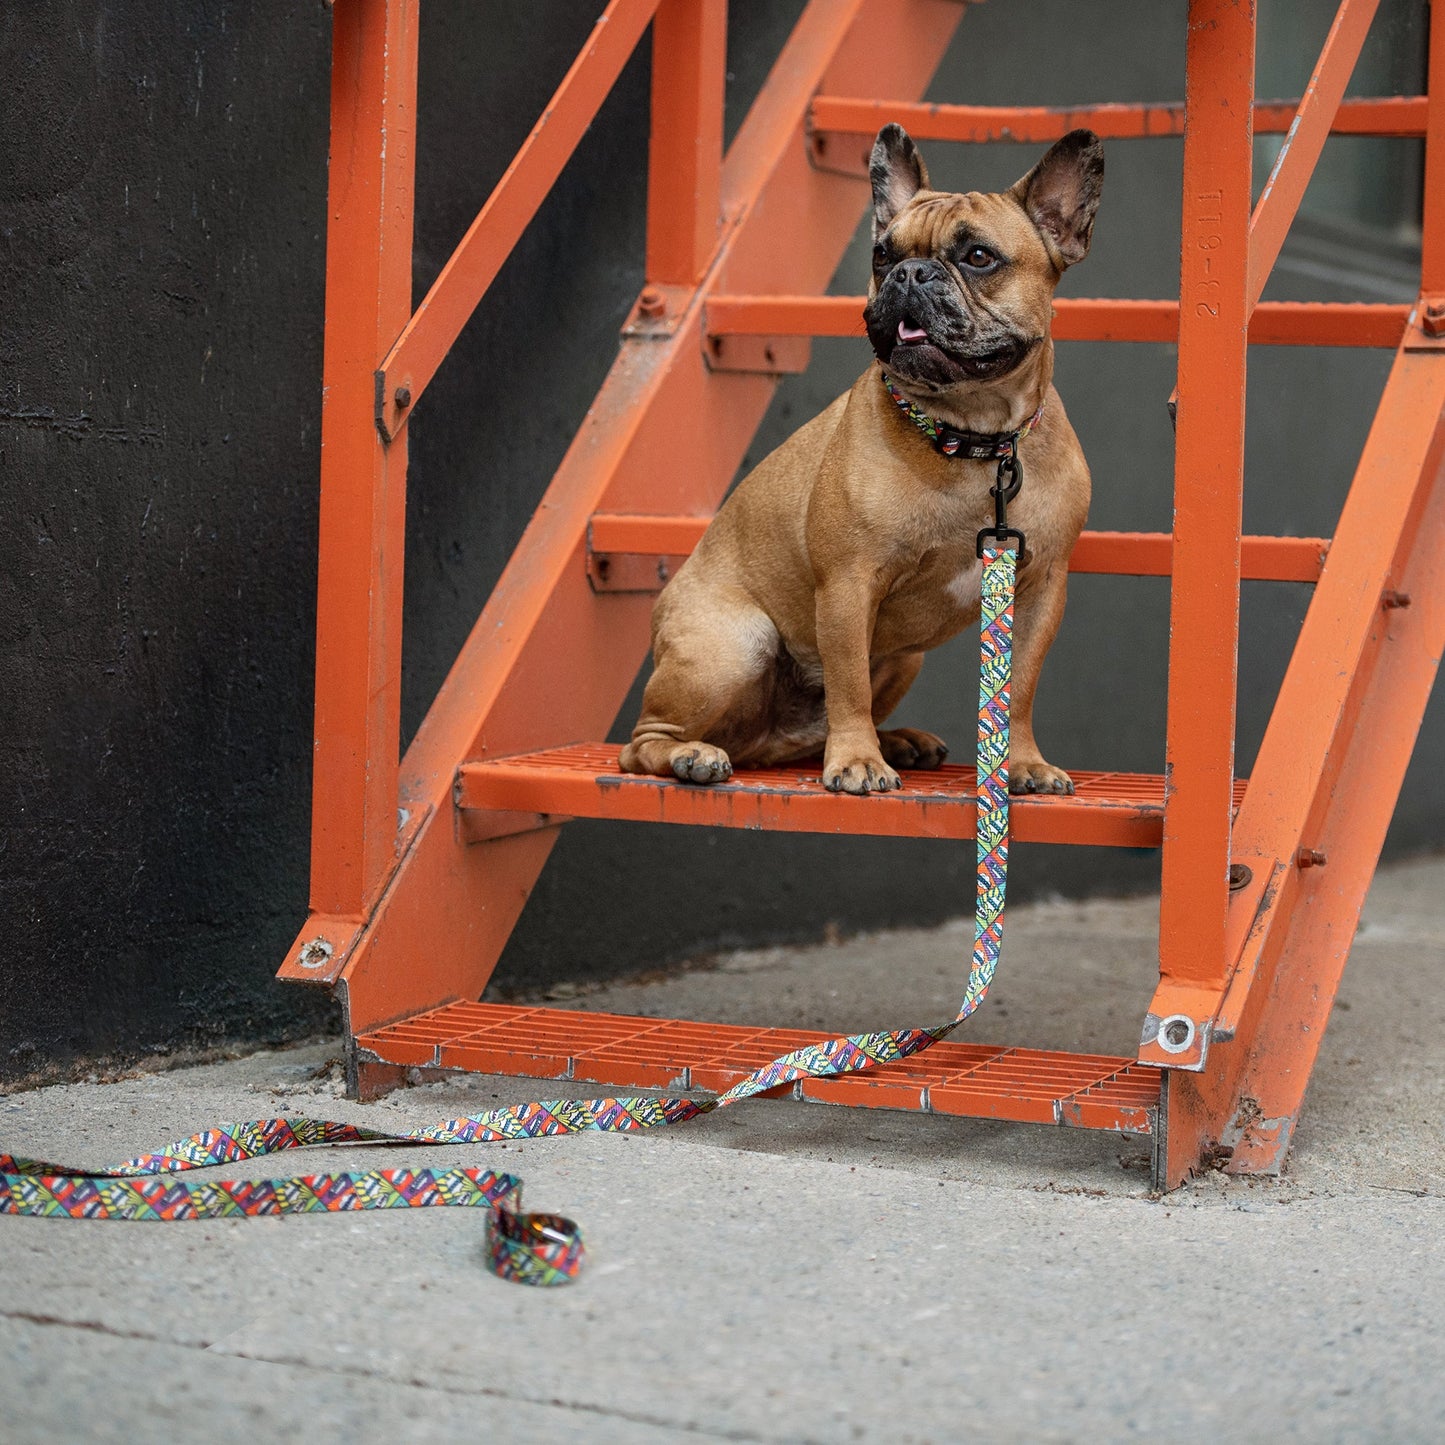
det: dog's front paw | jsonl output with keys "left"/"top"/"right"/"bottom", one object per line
{"left": 877, "top": 727, "right": 949, "bottom": 771}
{"left": 1008, "top": 758, "right": 1075, "bottom": 795}
{"left": 823, "top": 751, "right": 901, "bottom": 795}
{"left": 670, "top": 744, "right": 734, "bottom": 785}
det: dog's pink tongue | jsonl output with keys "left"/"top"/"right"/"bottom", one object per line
{"left": 897, "top": 319, "right": 928, "bottom": 344}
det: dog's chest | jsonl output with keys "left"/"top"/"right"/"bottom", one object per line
{"left": 944, "top": 558, "right": 983, "bottom": 610}
{"left": 895, "top": 545, "right": 982, "bottom": 610}
{"left": 876, "top": 547, "right": 984, "bottom": 652}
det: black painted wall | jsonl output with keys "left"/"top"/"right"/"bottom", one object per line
{"left": 2, "top": 1, "right": 1437, "bottom": 1081}
{"left": 2, "top": 2, "right": 334, "bottom": 1079}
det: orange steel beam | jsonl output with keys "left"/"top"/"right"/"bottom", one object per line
{"left": 1158, "top": 337, "right": 1445, "bottom": 1184}
{"left": 1246, "top": 0, "right": 1381, "bottom": 312}
{"left": 647, "top": 0, "right": 727, "bottom": 285}
{"left": 1068, "top": 532, "right": 1327, "bottom": 581}
{"left": 1146, "top": 0, "right": 1255, "bottom": 1072}
{"left": 808, "top": 94, "right": 1428, "bottom": 146}
{"left": 703, "top": 295, "right": 1410, "bottom": 347}
{"left": 589, "top": 514, "right": 1329, "bottom": 581}
{"left": 590, "top": 512, "right": 713, "bottom": 554}
{"left": 1424, "top": 0, "right": 1445, "bottom": 293}
{"left": 305, "top": 0, "right": 418, "bottom": 932}
{"left": 375, "top": 0, "right": 661, "bottom": 440}
{"left": 290, "top": 0, "right": 970, "bottom": 1030}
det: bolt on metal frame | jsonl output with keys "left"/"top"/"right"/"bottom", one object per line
{"left": 283, "top": 0, "right": 1445, "bottom": 1189}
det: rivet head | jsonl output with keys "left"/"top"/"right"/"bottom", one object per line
{"left": 638, "top": 287, "right": 666, "bottom": 319}
{"left": 394, "top": 386, "right": 412, "bottom": 409}
{"left": 1228, "top": 863, "right": 1253, "bottom": 891}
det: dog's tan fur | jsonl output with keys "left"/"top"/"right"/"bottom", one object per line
{"left": 621, "top": 126, "right": 1103, "bottom": 795}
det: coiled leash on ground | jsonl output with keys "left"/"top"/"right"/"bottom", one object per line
{"left": 2, "top": 456, "right": 1026, "bottom": 1289}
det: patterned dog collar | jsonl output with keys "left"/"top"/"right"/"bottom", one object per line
{"left": 881, "top": 370, "right": 1044, "bottom": 459}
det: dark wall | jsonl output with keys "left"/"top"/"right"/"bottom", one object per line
{"left": 2, "top": 1, "right": 334, "bottom": 1078}
{"left": 2, "top": 1, "right": 1437, "bottom": 1079}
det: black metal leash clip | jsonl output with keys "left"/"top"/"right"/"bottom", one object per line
{"left": 975, "top": 452, "right": 1027, "bottom": 557}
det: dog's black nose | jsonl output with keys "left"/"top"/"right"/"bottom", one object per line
{"left": 893, "top": 257, "right": 945, "bottom": 289}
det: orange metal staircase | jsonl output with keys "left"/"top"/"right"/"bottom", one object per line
{"left": 282, "top": 0, "right": 1445, "bottom": 1190}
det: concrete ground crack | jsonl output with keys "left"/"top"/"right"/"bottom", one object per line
{"left": 1, "top": 1307, "right": 786, "bottom": 1445}
{"left": 2, "top": 1308, "right": 169, "bottom": 1347}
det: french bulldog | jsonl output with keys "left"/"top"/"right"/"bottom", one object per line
{"left": 620, "top": 124, "right": 1103, "bottom": 796}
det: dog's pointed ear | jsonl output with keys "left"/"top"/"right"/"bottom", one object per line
{"left": 870, "top": 124, "right": 929, "bottom": 240}
{"left": 1011, "top": 129, "right": 1104, "bottom": 269}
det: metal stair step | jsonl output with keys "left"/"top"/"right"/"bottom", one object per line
{"left": 356, "top": 1001, "right": 1161, "bottom": 1134}
{"left": 457, "top": 743, "right": 1247, "bottom": 848}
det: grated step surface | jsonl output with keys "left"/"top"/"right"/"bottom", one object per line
{"left": 357, "top": 1002, "right": 1161, "bottom": 1133}
{"left": 457, "top": 743, "right": 1247, "bottom": 848}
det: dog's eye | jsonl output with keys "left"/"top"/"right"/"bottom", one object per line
{"left": 872, "top": 239, "right": 894, "bottom": 268}
{"left": 961, "top": 245, "right": 998, "bottom": 270}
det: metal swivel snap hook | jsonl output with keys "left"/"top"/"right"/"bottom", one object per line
{"left": 976, "top": 451, "right": 1027, "bottom": 557}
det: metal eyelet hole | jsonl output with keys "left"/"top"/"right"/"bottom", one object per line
{"left": 1158, "top": 1014, "right": 1196, "bottom": 1054}
{"left": 297, "top": 937, "right": 335, "bottom": 971}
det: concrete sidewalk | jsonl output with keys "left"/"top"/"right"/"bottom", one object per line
{"left": 3, "top": 855, "right": 1443, "bottom": 1443}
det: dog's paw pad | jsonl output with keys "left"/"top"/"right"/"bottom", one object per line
{"left": 1008, "top": 761, "right": 1074, "bottom": 796}
{"left": 823, "top": 755, "right": 902, "bottom": 795}
{"left": 879, "top": 728, "right": 948, "bottom": 771}
{"left": 671, "top": 746, "right": 733, "bottom": 785}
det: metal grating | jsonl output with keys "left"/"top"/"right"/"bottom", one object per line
{"left": 456, "top": 743, "right": 1249, "bottom": 848}
{"left": 357, "top": 1001, "right": 1162, "bottom": 1133}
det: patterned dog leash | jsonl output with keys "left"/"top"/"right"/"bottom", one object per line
{"left": 2, "top": 530, "right": 1023, "bottom": 1290}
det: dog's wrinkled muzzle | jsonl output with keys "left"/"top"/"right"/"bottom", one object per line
{"left": 868, "top": 267, "right": 1034, "bottom": 385}
{"left": 868, "top": 260, "right": 992, "bottom": 375}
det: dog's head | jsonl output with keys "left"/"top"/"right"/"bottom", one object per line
{"left": 864, "top": 125, "right": 1103, "bottom": 413}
